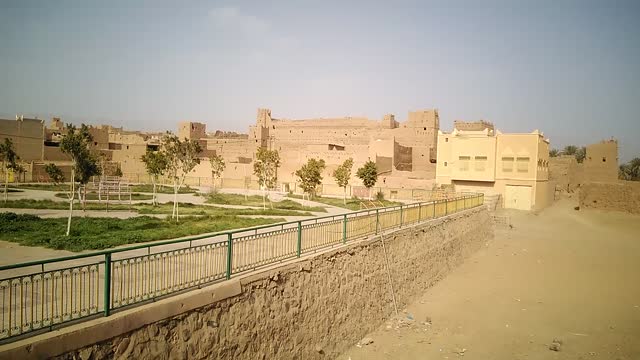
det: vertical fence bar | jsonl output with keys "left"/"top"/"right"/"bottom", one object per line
{"left": 375, "top": 209, "right": 380, "bottom": 235}
{"left": 342, "top": 215, "right": 347, "bottom": 244}
{"left": 399, "top": 205, "right": 403, "bottom": 228}
{"left": 297, "top": 221, "right": 302, "bottom": 257}
{"left": 226, "top": 233, "right": 232, "bottom": 280}
{"left": 103, "top": 253, "right": 111, "bottom": 317}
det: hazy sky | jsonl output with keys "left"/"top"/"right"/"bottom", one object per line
{"left": 1, "top": 0, "right": 638, "bottom": 161}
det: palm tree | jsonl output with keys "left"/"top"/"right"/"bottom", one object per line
{"left": 619, "top": 158, "right": 640, "bottom": 181}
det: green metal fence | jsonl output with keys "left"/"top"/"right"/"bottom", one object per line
{"left": 0, "top": 193, "right": 484, "bottom": 342}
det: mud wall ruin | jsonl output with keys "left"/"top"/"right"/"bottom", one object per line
{"left": 242, "top": 108, "right": 439, "bottom": 186}
{"left": 579, "top": 181, "right": 640, "bottom": 214}
{"left": 549, "top": 155, "right": 582, "bottom": 192}
{"left": 2, "top": 208, "right": 493, "bottom": 360}
{"left": 0, "top": 117, "right": 45, "bottom": 162}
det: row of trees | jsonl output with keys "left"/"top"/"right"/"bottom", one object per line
{"left": 549, "top": 145, "right": 587, "bottom": 163}
{"left": 294, "top": 157, "right": 379, "bottom": 203}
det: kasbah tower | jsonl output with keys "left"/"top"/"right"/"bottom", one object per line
{"left": 178, "top": 108, "right": 441, "bottom": 196}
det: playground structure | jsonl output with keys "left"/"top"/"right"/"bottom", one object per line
{"left": 85, "top": 175, "right": 133, "bottom": 210}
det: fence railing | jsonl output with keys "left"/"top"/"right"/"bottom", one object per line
{"left": 0, "top": 193, "right": 484, "bottom": 342}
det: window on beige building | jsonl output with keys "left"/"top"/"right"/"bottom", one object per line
{"left": 459, "top": 156, "right": 471, "bottom": 171}
{"left": 502, "top": 157, "right": 514, "bottom": 172}
{"left": 517, "top": 157, "right": 530, "bottom": 173}
{"left": 475, "top": 156, "right": 487, "bottom": 171}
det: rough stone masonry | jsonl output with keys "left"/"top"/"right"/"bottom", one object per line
{"left": 2, "top": 207, "right": 492, "bottom": 360}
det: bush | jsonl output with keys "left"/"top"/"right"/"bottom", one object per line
{"left": 375, "top": 191, "right": 385, "bottom": 201}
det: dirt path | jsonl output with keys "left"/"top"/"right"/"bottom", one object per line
{"left": 338, "top": 198, "right": 640, "bottom": 360}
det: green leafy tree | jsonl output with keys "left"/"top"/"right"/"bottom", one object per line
{"left": 60, "top": 124, "right": 100, "bottom": 235}
{"left": 0, "top": 138, "right": 20, "bottom": 202}
{"left": 332, "top": 158, "right": 354, "bottom": 204}
{"left": 549, "top": 149, "right": 559, "bottom": 157}
{"left": 563, "top": 145, "right": 578, "bottom": 156}
{"left": 253, "top": 148, "right": 280, "bottom": 209}
{"left": 141, "top": 149, "right": 168, "bottom": 205}
{"left": 76, "top": 151, "right": 101, "bottom": 211}
{"left": 356, "top": 160, "right": 378, "bottom": 200}
{"left": 295, "top": 158, "right": 326, "bottom": 201}
{"left": 209, "top": 154, "right": 226, "bottom": 191}
{"left": 162, "top": 135, "right": 202, "bottom": 221}
{"left": 44, "top": 163, "right": 65, "bottom": 184}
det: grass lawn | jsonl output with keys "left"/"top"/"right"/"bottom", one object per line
{"left": 287, "top": 194, "right": 402, "bottom": 211}
{"left": 135, "top": 203, "right": 314, "bottom": 217}
{"left": 10, "top": 183, "right": 70, "bottom": 191}
{"left": 0, "top": 212, "right": 283, "bottom": 252}
{"left": 54, "top": 192, "right": 153, "bottom": 201}
{"left": 0, "top": 199, "right": 313, "bottom": 217}
{"left": 0, "top": 199, "right": 132, "bottom": 211}
{"left": 130, "top": 184, "right": 197, "bottom": 194}
{"left": 206, "top": 193, "right": 326, "bottom": 212}
{"left": 11, "top": 183, "right": 197, "bottom": 194}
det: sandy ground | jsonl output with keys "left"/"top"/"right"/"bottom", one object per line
{"left": 338, "top": 198, "right": 640, "bottom": 360}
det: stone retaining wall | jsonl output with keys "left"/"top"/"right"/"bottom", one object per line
{"left": 1, "top": 207, "right": 493, "bottom": 360}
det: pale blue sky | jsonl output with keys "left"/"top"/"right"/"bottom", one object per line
{"left": 1, "top": 0, "right": 638, "bottom": 161}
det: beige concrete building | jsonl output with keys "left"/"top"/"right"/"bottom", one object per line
{"left": 435, "top": 121, "right": 553, "bottom": 210}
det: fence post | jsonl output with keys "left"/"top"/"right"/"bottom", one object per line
{"left": 297, "top": 221, "right": 302, "bottom": 257}
{"left": 375, "top": 209, "right": 380, "bottom": 234}
{"left": 104, "top": 253, "right": 111, "bottom": 317}
{"left": 342, "top": 214, "right": 347, "bottom": 244}
{"left": 399, "top": 205, "right": 403, "bottom": 228}
{"left": 226, "top": 233, "right": 233, "bottom": 280}
{"left": 419, "top": 203, "right": 422, "bottom": 221}
{"left": 445, "top": 199, "right": 449, "bottom": 216}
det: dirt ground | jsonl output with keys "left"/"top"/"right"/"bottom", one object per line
{"left": 338, "top": 198, "right": 640, "bottom": 360}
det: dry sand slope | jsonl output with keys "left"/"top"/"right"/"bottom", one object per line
{"left": 338, "top": 198, "right": 640, "bottom": 360}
